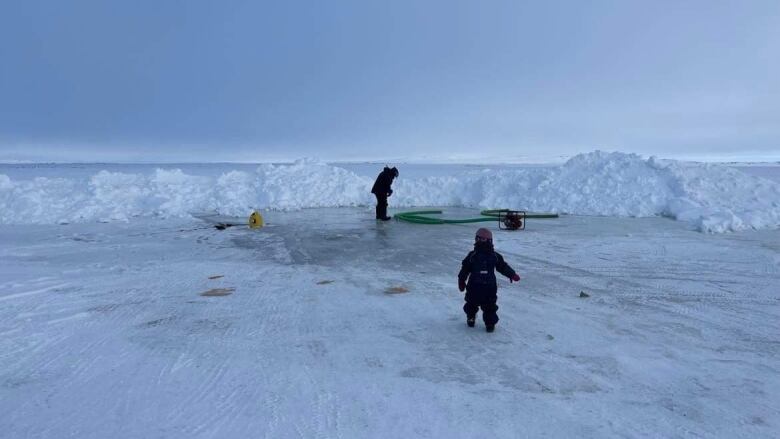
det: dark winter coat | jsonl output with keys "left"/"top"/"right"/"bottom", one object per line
{"left": 458, "top": 247, "right": 517, "bottom": 303}
{"left": 371, "top": 167, "right": 396, "bottom": 196}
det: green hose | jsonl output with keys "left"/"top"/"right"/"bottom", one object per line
{"left": 394, "top": 209, "right": 559, "bottom": 225}
{"left": 394, "top": 210, "right": 495, "bottom": 224}
{"left": 480, "top": 209, "right": 559, "bottom": 219}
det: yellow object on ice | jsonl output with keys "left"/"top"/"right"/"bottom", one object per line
{"left": 249, "top": 211, "right": 264, "bottom": 229}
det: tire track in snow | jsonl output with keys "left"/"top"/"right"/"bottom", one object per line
{"left": 0, "top": 282, "right": 69, "bottom": 302}
{"left": 300, "top": 360, "right": 342, "bottom": 439}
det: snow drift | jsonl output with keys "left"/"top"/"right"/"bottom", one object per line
{"left": 1, "top": 152, "right": 779, "bottom": 232}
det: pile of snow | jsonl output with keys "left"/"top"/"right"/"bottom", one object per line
{"left": 1, "top": 152, "right": 779, "bottom": 232}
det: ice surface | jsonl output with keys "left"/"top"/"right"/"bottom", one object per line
{"left": 2, "top": 151, "right": 780, "bottom": 232}
{"left": 0, "top": 208, "right": 778, "bottom": 438}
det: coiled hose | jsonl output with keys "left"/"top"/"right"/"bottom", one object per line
{"left": 395, "top": 209, "right": 558, "bottom": 224}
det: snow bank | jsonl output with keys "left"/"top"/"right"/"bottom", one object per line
{"left": 1, "top": 152, "right": 779, "bottom": 232}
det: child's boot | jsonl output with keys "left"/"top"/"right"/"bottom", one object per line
{"left": 467, "top": 317, "right": 475, "bottom": 327}
{"left": 486, "top": 324, "right": 495, "bottom": 333}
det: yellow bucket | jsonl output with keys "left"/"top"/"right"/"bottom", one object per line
{"left": 248, "top": 211, "right": 264, "bottom": 229}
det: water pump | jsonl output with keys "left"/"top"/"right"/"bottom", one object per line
{"left": 498, "top": 210, "right": 526, "bottom": 230}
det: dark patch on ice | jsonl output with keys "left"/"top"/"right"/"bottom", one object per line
{"left": 2, "top": 376, "right": 37, "bottom": 389}
{"left": 400, "top": 365, "right": 482, "bottom": 385}
{"left": 749, "top": 416, "right": 767, "bottom": 426}
{"left": 364, "top": 357, "right": 383, "bottom": 368}
{"left": 89, "top": 303, "right": 121, "bottom": 313}
{"left": 306, "top": 340, "right": 327, "bottom": 358}
{"left": 497, "top": 369, "right": 555, "bottom": 393}
{"left": 68, "top": 233, "right": 102, "bottom": 243}
{"left": 200, "top": 287, "right": 235, "bottom": 297}
{"left": 228, "top": 213, "right": 466, "bottom": 271}
{"left": 141, "top": 317, "right": 176, "bottom": 327}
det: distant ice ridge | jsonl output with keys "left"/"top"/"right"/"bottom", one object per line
{"left": 1, "top": 151, "right": 779, "bottom": 233}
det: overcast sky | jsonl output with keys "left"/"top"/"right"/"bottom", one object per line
{"left": 1, "top": 0, "right": 779, "bottom": 163}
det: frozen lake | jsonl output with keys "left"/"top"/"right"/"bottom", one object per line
{"left": 1, "top": 207, "right": 779, "bottom": 438}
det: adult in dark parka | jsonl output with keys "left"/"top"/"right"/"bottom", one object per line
{"left": 371, "top": 166, "right": 398, "bottom": 220}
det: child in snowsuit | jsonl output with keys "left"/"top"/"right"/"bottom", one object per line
{"left": 371, "top": 166, "right": 398, "bottom": 220}
{"left": 458, "top": 228, "right": 520, "bottom": 332}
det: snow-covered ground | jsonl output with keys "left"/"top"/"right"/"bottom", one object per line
{"left": 1, "top": 153, "right": 779, "bottom": 438}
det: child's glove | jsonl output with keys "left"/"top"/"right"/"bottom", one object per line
{"left": 458, "top": 278, "right": 466, "bottom": 292}
{"left": 510, "top": 274, "right": 521, "bottom": 283}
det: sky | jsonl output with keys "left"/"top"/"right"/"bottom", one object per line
{"left": 1, "top": 0, "right": 779, "bottom": 163}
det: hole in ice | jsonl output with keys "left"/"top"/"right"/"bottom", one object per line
{"left": 208, "top": 275, "right": 224, "bottom": 280}
{"left": 316, "top": 280, "right": 335, "bottom": 285}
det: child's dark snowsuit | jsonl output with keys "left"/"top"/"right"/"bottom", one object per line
{"left": 458, "top": 245, "right": 517, "bottom": 327}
